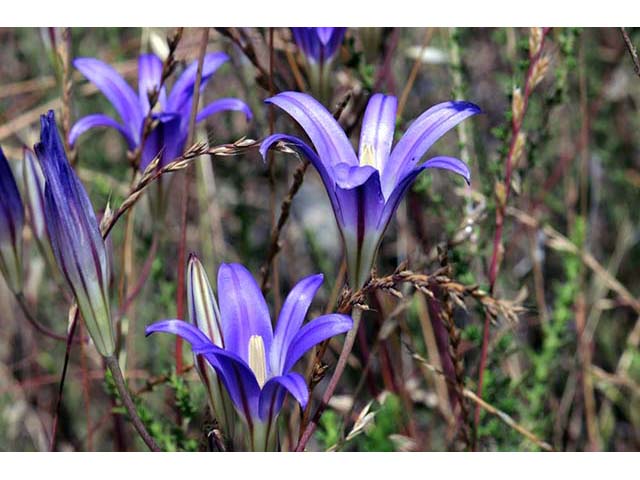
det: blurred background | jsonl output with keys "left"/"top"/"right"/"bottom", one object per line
{"left": 0, "top": 27, "right": 639, "bottom": 452}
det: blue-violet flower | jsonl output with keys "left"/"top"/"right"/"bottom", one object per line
{"left": 0, "top": 146, "right": 25, "bottom": 293}
{"left": 35, "top": 111, "right": 115, "bottom": 356}
{"left": 261, "top": 91, "right": 480, "bottom": 288}
{"left": 146, "top": 260, "right": 352, "bottom": 450}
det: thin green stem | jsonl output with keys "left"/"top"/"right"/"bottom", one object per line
{"left": 105, "top": 355, "right": 161, "bottom": 452}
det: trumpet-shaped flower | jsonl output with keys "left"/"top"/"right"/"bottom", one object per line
{"left": 35, "top": 111, "right": 115, "bottom": 356}
{"left": 69, "top": 52, "right": 252, "bottom": 172}
{"left": 146, "top": 261, "right": 352, "bottom": 450}
{"left": 291, "top": 28, "right": 346, "bottom": 65}
{"left": 261, "top": 92, "right": 480, "bottom": 288}
{"left": 0, "top": 147, "right": 24, "bottom": 293}
{"left": 291, "top": 28, "right": 346, "bottom": 104}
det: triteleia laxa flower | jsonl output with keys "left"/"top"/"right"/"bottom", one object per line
{"left": 260, "top": 91, "right": 481, "bottom": 288}
{"left": 0, "top": 146, "right": 25, "bottom": 293}
{"left": 290, "top": 28, "right": 346, "bottom": 103}
{"left": 291, "top": 28, "right": 346, "bottom": 65}
{"left": 69, "top": 52, "right": 252, "bottom": 172}
{"left": 35, "top": 110, "right": 115, "bottom": 356}
{"left": 146, "top": 260, "right": 352, "bottom": 450}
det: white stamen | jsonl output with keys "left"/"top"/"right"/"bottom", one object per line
{"left": 360, "top": 144, "right": 376, "bottom": 168}
{"left": 248, "top": 335, "right": 267, "bottom": 388}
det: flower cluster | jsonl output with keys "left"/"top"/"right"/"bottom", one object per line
{"left": 0, "top": 31, "right": 481, "bottom": 452}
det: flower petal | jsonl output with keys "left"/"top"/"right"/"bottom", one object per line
{"left": 260, "top": 133, "right": 344, "bottom": 225}
{"left": 217, "top": 263, "right": 273, "bottom": 364}
{"left": 291, "top": 28, "right": 345, "bottom": 63}
{"left": 259, "top": 372, "right": 308, "bottom": 421}
{"left": 138, "top": 53, "right": 167, "bottom": 114}
{"left": 0, "top": 147, "right": 24, "bottom": 244}
{"left": 197, "top": 345, "right": 262, "bottom": 424}
{"left": 324, "top": 28, "right": 346, "bottom": 58}
{"left": 358, "top": 94, "right": 397, "bottom": 172}
{"left": 196, "top": 98, "right": 253, "bottom": 123}
{"left": 291, "top": 28, "right": 320, "bottom": 62}
{"left": 140, "top": 113, "right": 184, "bottom": 171}
{"left": 260, "top": 133, "right": 332, "bottom": 185}
{"left": 145, "top": 319, "right": 212, "bottom": 349}
{"left": 270, "top": 273, "right": 324, "bottom": 375}
{"left": 266, "top": 91, "right": 358, "bottom": 169}
{"left": 74, "top": 58, "right": 143, "bottom": 143}
{"left": 421, "top": 156, "right": 470, "bottom": 185}
{"left": 334, "top": 170, "right": 386, "bottom": 288}
{"left": 0, "top": 147, "right": 24, "bottom": 293}
{"left": 167, "top": 52, "right": 229, "bottom": 114}
{"left": 283, "top": 313, "right": 353, "bottom": 373}
{"left": 333, "top": 163, "right": 378, "bottom": 189}
{"left": 316, "top": 27, "right": 335, "bottom": 45}
{"left": 384, "top": 100, "right": 480, "bottom": 198}
{"left": 377, "top": 156, "right": 470, "bottom": 237}
{"left": 146, "top": 320, "right": 261, "bottom": 422}
{"left": 68, "top": 114, "right": 136, "bottom": 150}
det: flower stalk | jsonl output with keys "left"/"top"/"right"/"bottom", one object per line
{"left": 296, "top": 305, "right": 362, "bottom": 451}
{"left": 105, "top": 355, "right": 161, "bottom": 452}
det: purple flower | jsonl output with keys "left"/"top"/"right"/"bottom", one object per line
{"left": 0, "top": 146, "right": 24, "bottom": 293}
{"left": 69, "top": 53, "right": 252, "bottom": 172}
{"left": 291, "top": 28, "right": 346, "bottom": 103}
{"left": 146, "top": 260, "right": 352, "bottom": 450}
{"left": 291, "top": 28, "right": 346, "bottom": 65}
{"left": 35, "top": 111, "right": 114, "bottom": 356}
{"left": 260, "top": 92, "right": 480, "bottom": 288}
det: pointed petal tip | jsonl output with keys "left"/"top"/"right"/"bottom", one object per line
{"left": 421, "top": 155, "right": 471, "bottom": 185}
{"left": 258, "top": 134, "right": 283, "bottom": 163}
{"left": 453, "top": 100, "right": 482, "bottom": 115}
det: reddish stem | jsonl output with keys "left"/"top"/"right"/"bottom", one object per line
{"left": 176, "top": 28, "right": 210, "bottom": 373}
{"left": 119, "top": 235, "right": 159, "bottom": 316}
{"left": 475, "top": 28, "right": 550, "bottom": 449}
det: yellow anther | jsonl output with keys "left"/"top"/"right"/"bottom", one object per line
{"left": 360, "top": 144, "right": 376, "bottom": 168}
{"left": 248, "top": 335, "right": 267, "bottom": 388}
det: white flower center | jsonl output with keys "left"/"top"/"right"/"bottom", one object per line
{"left": 360, "top": 144, "right": 376, "bottom": 168}
{"left": 248, "top": 335, "right": 267, "bottom": 388}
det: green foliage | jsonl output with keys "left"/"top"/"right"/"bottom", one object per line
{"left": 104, "top": 368, "right": 199, "bottom": 452}
{"left": 360, "top": 394, "right": 403, "bottom": 452}
{"left": 520, "top": 216, "right": 586, "bottom": 443}
{"left": 317, "top": 410, "right": 342, "bottom": 450}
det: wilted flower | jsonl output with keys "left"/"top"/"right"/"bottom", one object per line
{"left": 0, "top": 147, "right": 25, "bottom": 293}
{"left": 261, "top": 92, "right": 480, "bottom": 288}
{"left": 35, "top": 110, "right": 115, "bottom": 357}
{"left": 69, "top": 52, "right": 252, "bottom": 170}
{"left": 146, "top": 260, "right": 352, "bottom": 450}
{"left": 291, "top": 28, "right": 346, "bottom": 103}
